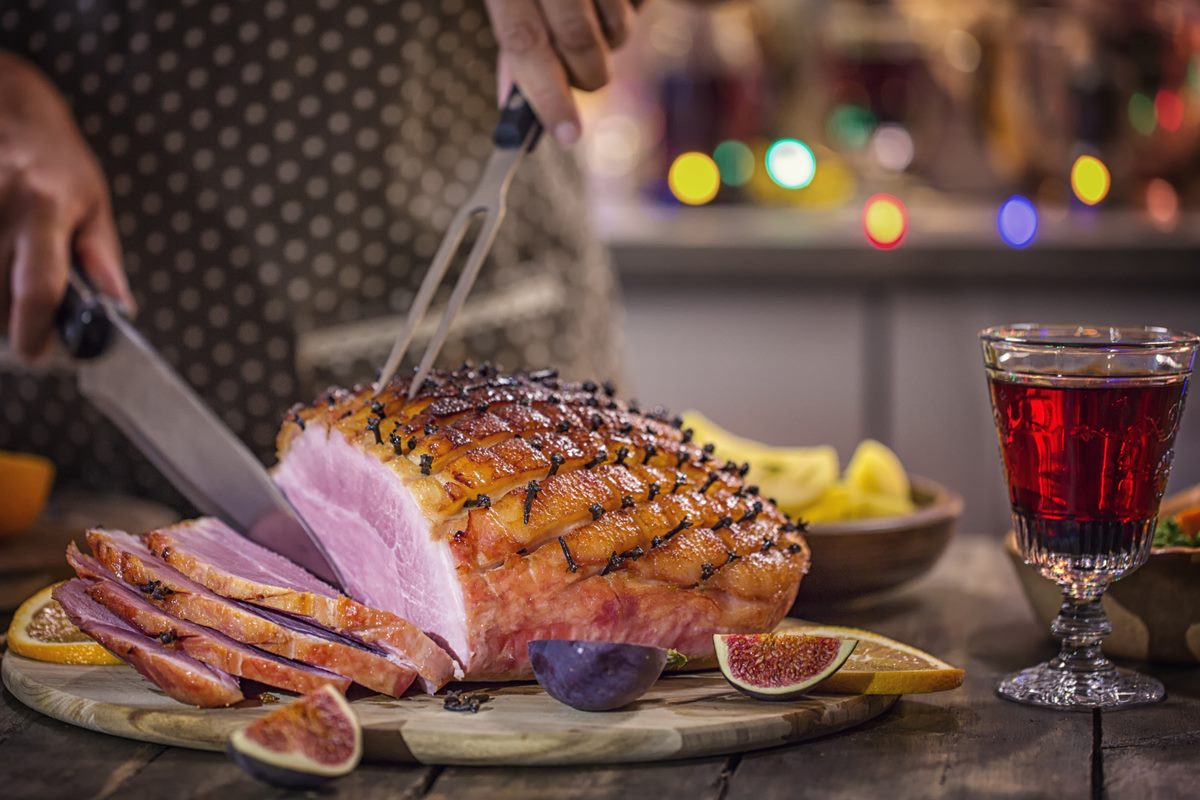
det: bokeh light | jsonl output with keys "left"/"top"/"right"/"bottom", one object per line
{"left": 1070, "top": 155, "right": 1111, "bottom": 206}
{"left": 1146, "top": 178, "right": 1179, "bottom": 231}
{"left": 827, "top": 105, "right": 875, "bottom": 150}
{"left": 871, "top": 124, "right": 914, "bottom": 172}
{"left": 863, "top": 194, "right": 908, "bottom": 250}
{"left": 712, "top": 140, "right": 755, "bottom": 187}
{"left": 765, "top": 139, "right": 816, "bottom": 189}
{"left": 997, "top": 195, "right": 1038, "bottom": 249}
{"left": 1128, "top": 92, "right": 1157, "bottom": 136}
{"left": 667, "top": 152, "right": 720, "bottom": 206}
{"left": 1155, "top": 89, "right": 1184, "bottom": 133}
{"left": 944, "top": 29, "right": 981, "bottom": 73}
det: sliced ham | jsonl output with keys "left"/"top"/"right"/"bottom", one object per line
{"left": 144, "top": 517, "right": 456, "bottom": 692}
{"left": 83, "top": 529, "right": 417, "bottom": 697}
{"left": 272, "top": 366, "right": 810, "bottom": 679}
{"left": 67, "top": 544, "right": 350, "bottom": 696}
{"left": 52, "top": 579, "right": 244, "bottom": 708}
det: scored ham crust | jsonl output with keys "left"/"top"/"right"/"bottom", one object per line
{"left": 273, "top": 366, "right": 811, "bottom": 679}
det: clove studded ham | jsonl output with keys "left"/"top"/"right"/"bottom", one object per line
{"left": 271, "top": 366, "right": 811, "bottom": 679}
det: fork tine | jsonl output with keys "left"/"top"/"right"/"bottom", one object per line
{"left": 406, "top": 210, "right": 505, "bottom": 399}
{"left": 373, "top": 204, "right": 479, "bottom": 393}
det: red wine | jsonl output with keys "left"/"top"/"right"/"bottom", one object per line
{"left": 989, "top": 374, "right": 1189, "bottom": 578}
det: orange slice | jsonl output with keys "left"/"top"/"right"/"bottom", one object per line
{"left": 0, "top": 450, "right": 54, "bottom": 537}
{"left": 791, "top": 624, "right": 964, "bottom": 695}
{"left": 6, "top": 583, "right": 122, "bottom": 666}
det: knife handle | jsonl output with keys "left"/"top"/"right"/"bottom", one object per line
{"left": 55, "top": 266, "right": 113, "bottom": 359}
{"left": 493, "top": 84, "right": 543, "bottom": 151}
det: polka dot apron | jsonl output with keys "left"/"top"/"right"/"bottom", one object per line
{"left": 0, "top": 0, "right": 622, "bottom": 507}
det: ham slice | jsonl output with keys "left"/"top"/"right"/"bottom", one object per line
{"left": 272, "top": 366, "right": 811, "bottom": 679}
{"left": 67, "top": 544, "right": 350, "bottom": 696}
{"left": 52, "top": 579, "right": 244, "bottom": 708}
{"left": 82, "top": 529, "right": 417, "bottom": 697}
{"left": 144, "top": 517, "right": 456, "bottom": 692}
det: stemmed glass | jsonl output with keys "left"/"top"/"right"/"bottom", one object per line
{"left": 981, "top": 324, "right": 1199, "bottom": 710}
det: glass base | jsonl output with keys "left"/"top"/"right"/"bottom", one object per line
{"left": 997, "top": 661, "right": 1164, "bottom": 710}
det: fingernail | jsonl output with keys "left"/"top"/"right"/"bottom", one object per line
{"left": 554, "top": 121, "right": 580, "bottom": 146}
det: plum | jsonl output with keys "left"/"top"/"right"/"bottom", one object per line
{"left": 714, "top": 633, "right": 858, "bottom": 701}
{"left": 528, "top": 640, "right": 668, "bottom": 711}
{"left": 227, "top": 685, "right": 362, "bottom": 788}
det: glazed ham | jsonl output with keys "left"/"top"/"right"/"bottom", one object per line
{"left": 52, "top": 580, "right": 244, "bottom": 707}
{"left": 81, "top": 529, "right": 418, "bottom": 697}
{"left": 143, "top": 518, "right": 456, "bottom": 692}
{"left": 272, "top": 366, "right": 810, "bottom": 679}
{"left": 67, "top": 544, "right": 350, "bottom": 696}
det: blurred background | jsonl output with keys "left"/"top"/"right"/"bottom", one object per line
{"left": 581, "top": 0, "right": 1200, "bottom": 535}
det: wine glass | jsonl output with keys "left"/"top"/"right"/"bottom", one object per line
{"left": 981, "top": 324, "right": 1199, "bottom": 710}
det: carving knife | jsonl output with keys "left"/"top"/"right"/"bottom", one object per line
{"left": 55, "top": 272, "right": 348, "bottom": 588}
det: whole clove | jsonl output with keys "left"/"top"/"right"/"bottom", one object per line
{"left": 738, "top": 502, "right": 763, "bottom": 524}
{"left": 366, "top": 416, "right": 383, "bottom": 445}
{"left": 292, "top": 412, "right": 305, "bottom": 430}
{"left": 548, "top": 453, "right": 565, "bottom": 477}
{"left": 524, "top": 480, "right": 541, "bottom": 524}
{"left": 389, "top": 432, "right": 404, "bottom": 456}
{"left": 589, "top": 502, "right": 605, "bottom": 521}
{"left": 558, "top": 535, "right": 578, "bottom": 572}
{"left": 663, "top": 516, "right": 691, "bottom": 541}
{"left": 713, "top": 515, "right": 733, "bottom": 531}
{"left": 370, "top": 400, "right": 385, "bottom": 416}
{"left": 424, "top": 422, "right": 438, "bottom": 435}
{"left": 647, "top": 482, "right": 660, "bottom": 502}
{"left": 584, "top": 449, "right": 607, "bottom": 470}
{"left": 443, "top": 690, "right": 491, "bottom": 714}
{"left": 699, "top": 563, "right": 715, "bottom": 581}
{"left": 419, "top": 454, "right": 433, "bottom": 475}
{"left": 642, "top": 443, "right": 657, "bottom": 465}
{"left": 590, "top": 413, "right": 603, "bottom": 431}
{"left": 698, "top": 473, "right": 720, "bottom": 495}
{"left": 671, "top": 472, "right": 686, "bottom": 494}
{"left": 621, "top": 495, "right": 635, "bottom": 509}
{"left": 556, "top": 419, "right": 571, "bottom": 434}
{"left": 463, "top": 494, "right": 491, "bottom": 509}
{"left": 613, "top": 446, "right": 630, "bottom": 467}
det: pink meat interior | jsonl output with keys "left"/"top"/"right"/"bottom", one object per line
{"left": 273, "top": 426, "right": 468, "bottom": 663}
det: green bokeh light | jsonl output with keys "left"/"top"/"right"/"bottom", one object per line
{"left": 712, "top": 140, "right": 755, "bottom": 187}
{"left": 826, "top": 105, "right": 876, "bottom": 150}
{"left": 1128, "top": 92, "right": 1157, "bottom": 136}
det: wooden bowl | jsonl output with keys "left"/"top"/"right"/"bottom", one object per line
{"left": 1006, "top": 484, "right": 1200, "bottom": 663}
{"left": 791, "top": 476, "right": 963, "bottom": 606}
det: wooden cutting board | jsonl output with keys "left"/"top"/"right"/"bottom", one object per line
{"left": 2, "top": 646, "right": 896, "bottom": 766}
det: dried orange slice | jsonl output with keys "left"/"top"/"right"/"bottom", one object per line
{"left": 791, "top": 624, "right": 964, "bottom": 695}
{"left": 6, "top": 583, "right": 122, "bottom": 665}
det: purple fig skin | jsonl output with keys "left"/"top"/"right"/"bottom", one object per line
{"left": 225, "top": 742, "right": 342, "bottom": 790}
{"left": 528, "top": 640, "right": 668, "bottom": 711}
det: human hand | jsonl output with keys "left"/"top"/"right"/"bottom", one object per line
{"left": 0, "top": 52, "right": 132, "bottom": 361}
{"left": 484, "top": 0, "right": 640, "bottom": 145}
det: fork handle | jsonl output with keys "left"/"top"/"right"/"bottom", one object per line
{"left": 493, "top": 84, "right": 543, "bottom": 151}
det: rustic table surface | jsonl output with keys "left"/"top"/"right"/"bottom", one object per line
{"left": 2, "top": 530, "right": 1197, "bottom": 800}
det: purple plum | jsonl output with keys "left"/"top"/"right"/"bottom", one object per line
{"left": 528, "top": 640, "right": 668, "bottom": 711}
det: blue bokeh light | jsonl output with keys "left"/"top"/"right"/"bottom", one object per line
{"left": 997, "top": 195, "right": 1038, "bottom": 249}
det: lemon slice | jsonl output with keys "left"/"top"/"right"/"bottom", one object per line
{"left": 791, "top": 624, "right": 964, "bottom": 694}
{"left": 681, "top": 411, "right": 839, "bottom": 510}
{"left": 6, "top": 583, "right": 122, "bottom": 665}
{"left": 843, "top": 439, "right": 910, "bottom": 500}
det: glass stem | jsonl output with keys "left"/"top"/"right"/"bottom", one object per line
{"left": 1048, "top": 592, "right": 1115, "bottom": 678}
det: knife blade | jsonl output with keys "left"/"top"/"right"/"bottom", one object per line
{"left": 56, "top": 272, "right": 347, "bottom": 588}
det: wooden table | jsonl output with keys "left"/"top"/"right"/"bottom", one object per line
{"left": 2, "top": 533, "right": 1197, "bottom": 799}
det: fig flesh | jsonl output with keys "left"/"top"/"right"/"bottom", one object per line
{"left": 715, "top": 633, "right": 857, "bottom": 701}
{"left": 227, "top": 685, "right": 362, "bottom": 788}
{"left": 529, "top": 640, "right": 668, "bottom": 711}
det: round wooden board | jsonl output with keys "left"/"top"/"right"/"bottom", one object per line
{"left": 2, "top": 652, "right": 896, "bottom": 766}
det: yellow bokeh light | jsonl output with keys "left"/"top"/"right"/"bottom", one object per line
{"left": 668, "top": 152, "right": 720, "bottom": 206}
{"left": 863, "top": 194, "right": 907, "bottom": 249}
{"left": 1070, "top": 155, "right": 1110, "bottom": 206}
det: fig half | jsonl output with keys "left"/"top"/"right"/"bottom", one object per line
{"left": 529, "top": 640, "right": 668, "bottom": 711}
{"left": 227, "top": 685, "right": 362, "bottom": 788}
{"left": 715, "top": 633, "right": 857, "bottom": 701}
